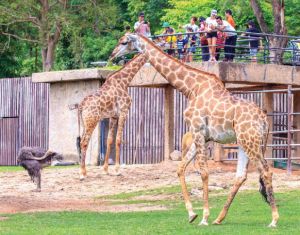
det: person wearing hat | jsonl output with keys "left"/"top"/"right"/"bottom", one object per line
{"left": 134, "top": 12, "right": 151, "bottom": 37}
{"left": 161, "top": 22, "right": 175, "bottom": 35}
{"left": 205, "top": 9, "right": 219, "bottom": 61}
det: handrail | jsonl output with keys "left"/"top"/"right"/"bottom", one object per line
{"left": 149, "top": 30, "right": 300, "bottom": 66}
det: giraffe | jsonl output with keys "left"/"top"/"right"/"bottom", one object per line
{"left": 72, "top": 53, "right": 147, "bottom": 179}
{"left": 110, "top": 33, "right": 279, "bottom": 227}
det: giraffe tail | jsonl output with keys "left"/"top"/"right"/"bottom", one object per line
{"left": 259, "top": 175, "right": 270, "bottom": 205}
{"left": 259, "top": 121, "right": 270, "bottom": 204}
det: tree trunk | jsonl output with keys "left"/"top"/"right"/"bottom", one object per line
{"left": 39, "top": 0, "right": 63, "bottom": 71}
{"left": 250, "top": 0, "right": 288, "bottom": 64}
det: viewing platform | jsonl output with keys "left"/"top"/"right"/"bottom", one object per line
{"left": 33, "top": 61, "right": 300, "bottom": 88}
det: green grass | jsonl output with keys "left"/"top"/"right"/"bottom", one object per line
{"left": 0, "top": 190, "right": 299, "bottom": 235}
{"left": 97, "top": 185, "right": 183, "bottom": 200}
{"left": 0, "top": 166, "right": 24, "bottom": 172}
{"left": 0, "top": 165, "right": 78, "bottom": 173}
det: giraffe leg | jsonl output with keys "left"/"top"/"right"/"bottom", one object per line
{"left": 213, "top": 147, "right": 249, "bottom": 225}
{"left": 257, "top": 159, "right": 279, "bottom": 227}
{"left": 102, "top": 117, "right": 117, "bottom": 174}
{"left": 114, "top": 113, "right": 128, "bottom": 175}
{"left": 193, "top": 132, "right": 210, "bottom": 226}
{"left": 177, "top": 143, "right": 198, "bottom": 223}
{"left": 79, "top": 122, "right": 97, "bottom": 180}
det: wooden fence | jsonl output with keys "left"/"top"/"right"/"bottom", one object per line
{"left": 0, "top": 77, "right": 290, "bottom": 165}
{"left": 0, "top": 77, "right": 49, "bottom": 165}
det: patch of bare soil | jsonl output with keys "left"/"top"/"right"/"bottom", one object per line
{"left": 0, "top": 160, "right": 299, "bottom": 214}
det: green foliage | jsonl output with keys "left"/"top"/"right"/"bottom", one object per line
{"left": 285, "top": 0, "right": 300, "bottom": 36}
{"left": 162, "top": 0, "right": 215, "bottom": 33}
{"left": 0, "top": 0, "right": 300, "bottom": 77}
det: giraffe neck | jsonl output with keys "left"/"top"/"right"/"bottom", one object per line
{"left": 107, "top": 53, "right": 147, "bottom": 88}
{"left": 140, "top": 36, "right": 223, "bottom": 98}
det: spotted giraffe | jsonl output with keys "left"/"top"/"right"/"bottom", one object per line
{"left": 72, "top": 53, "right": 147, "bottom": 180}
{"left": 110, "top": 33, "right": 279, "bottom": 227}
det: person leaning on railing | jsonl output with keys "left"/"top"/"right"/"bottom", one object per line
{"left": 216, "top": 16, "right": 237, "bottom": 62}
{"left": 205, "top": 9, "right": 218, "bottom": 62}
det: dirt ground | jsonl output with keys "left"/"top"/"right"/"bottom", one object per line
{"left": 0, "top": 160, "right": 299, "bottom": 214}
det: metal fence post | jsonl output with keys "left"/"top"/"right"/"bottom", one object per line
{"left": 287, "top": 85, "right": 293, "bottom": 175}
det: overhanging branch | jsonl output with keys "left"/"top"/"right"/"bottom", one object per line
{"left": 1, "top": 32, "right": 39, "bottom": 43}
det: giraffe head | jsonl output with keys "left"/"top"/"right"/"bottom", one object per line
{"left": 110, "top": 34, "right": 145, "bottom": 60}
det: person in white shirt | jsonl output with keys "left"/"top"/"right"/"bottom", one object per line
{"left": 216, "top": 16, "right": 237, "bottom": 62}
{"left": 181, "top": 16, "right": 199, "bottom": 33}
{"left": 134, "top": 12, "right": 151, "bottom": 37}
{"left": 205, "top": 9, "right": 218, "bottom": 61}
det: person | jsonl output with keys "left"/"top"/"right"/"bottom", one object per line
{"left": 199, "top": 16, "right": 209, "bottom": 61}
{"left": 205, "top": 9, "right": 218, "bottom": 61}
{"left": 225, "top": 9, "right": 236, "bottom": 28}
{"left": 124, "top": 25, "right": 131, "bottom": 35}
{"left": 185, "top": 27, "right": 197, "bottom": 62}
{"left": 216, "top": 16, "right": 237, "bottom": 62}
{"left": 162, "top": 22, "right": 175, "bottom": 34}
{"left": 181, "top": 16, "right": 199, "bottom": 33}
{"left": 245, "top": 20, "right": 262, "bottom": 62}
{"left": 134, "top": 12, "right": 151, "bottom": 37}
{"left": 176, "top": 32, "right": 188, "bottom": 61}
{"left": 165, "top": 28, "right": 177, "bottom": 56}
{"left": 215, "top": 30, "right": 225, "bottom": 61}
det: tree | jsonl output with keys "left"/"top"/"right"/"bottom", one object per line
{"left": 250, "top": 0, "right": 288, "bottom": 64}
{"left": 0, "top": 0, "right": 119, "bottom": 72}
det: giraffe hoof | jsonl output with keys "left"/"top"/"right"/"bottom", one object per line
{"left": 212, "top": 220, "right": 222, "bottom": 225}
{"left": 268, "top": 222, "right": 277, "bottom": 228}
{"left": 79, "top": 175, "right": 85, "bottom": 181}
{"left": 199, "top": 219, "right": 209, "bottom": 226}
{"left": 189, "top": 214, "right": 198, "bottom": 223}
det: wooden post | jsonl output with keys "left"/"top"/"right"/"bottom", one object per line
{"left": 214, "top": 143, "right": 224, "bottom": 162}
{"left": 262, "top": 92, "right": 274, "bottom": 160}
{"left": 164, "top": 85, "right": 175, "bottom": 161}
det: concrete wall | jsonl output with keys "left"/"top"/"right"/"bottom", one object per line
{"left": 49, "top": 80, "right": 101, "bottom": 164}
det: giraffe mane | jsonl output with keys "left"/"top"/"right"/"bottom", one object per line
{"left": 139, "top": 34, "right": 223, "bottom": 83}
{"left": 105, "top": 53, "right": 142, "bottom": 82}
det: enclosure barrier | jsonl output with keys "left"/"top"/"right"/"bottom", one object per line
{"left": 150, "top": 30, "right": 300, "bottom": 65}
{"left": 220, "top": 86, "right": 300, "bottom": 174}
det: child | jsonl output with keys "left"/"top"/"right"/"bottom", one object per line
{"left": 165, "top": 28, "right": 177, "bottom": 56}
{"left": 185, "top": 27, "right": 197, "bottom": 62}
{"left": 216, "top": 31, "right": 225, "bottom": 61}
{"left": 176, "top": 33, "right": 188, "bottom": 61}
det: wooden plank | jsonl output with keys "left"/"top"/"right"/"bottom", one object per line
{"left": 164, "top": 85, "right": 175, "bottom": 161}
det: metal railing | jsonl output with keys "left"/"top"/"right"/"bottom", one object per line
{"left": 150, "top": 30, "right": 300, "bottom": 65}
{"left": 231, "top": 86, "right": 300, "bottom": 174}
